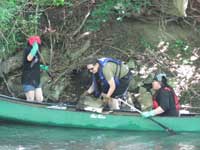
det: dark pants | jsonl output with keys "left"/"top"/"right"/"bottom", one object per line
{"left": 112, "top": 71, "right": 133, "bottom": 98}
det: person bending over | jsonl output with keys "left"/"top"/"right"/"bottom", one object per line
{"left": 85, "top": 57, "right": 132, "bottom": 110}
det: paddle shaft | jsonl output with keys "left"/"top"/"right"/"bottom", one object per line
{"left": 181, "top": 105, "right": 200, "bottom": 109}
{"left": 117, "top": 98, "right": 176, "bottom": 135}
{"left": 37, "top": 50, "right": 53, "bottom": 79}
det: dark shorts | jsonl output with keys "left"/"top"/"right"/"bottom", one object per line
{"left": 22, "top": 84, "right": 41, "bottom": 93}
{"left": 112, "top": 71, "right": 133, "bottom": 98}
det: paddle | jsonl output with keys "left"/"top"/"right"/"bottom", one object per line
{"left": 37, "top": 50, "right": 54, "bottom": 80}
{"left": 117, "top": 98, "right": 176, "bottom": 135}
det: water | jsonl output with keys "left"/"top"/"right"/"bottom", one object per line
{"left": 0, "top": 122, "right": 200, "bottom": 150}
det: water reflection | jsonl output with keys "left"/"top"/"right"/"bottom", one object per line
{"left": 178, "top": 143, "right": 195, "bottom": 150}
{"left": 0, "top": 122, "right": 200, "bottom": 150}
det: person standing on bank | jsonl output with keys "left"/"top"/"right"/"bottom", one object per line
{"left": 85, "top": 57, "right": 132, "bottom": 110}
{"left": 142, "top": 73, "right": 180, "bottom": 117}
{"left": 21, "top": 36, "right": 43, "bottom": 102}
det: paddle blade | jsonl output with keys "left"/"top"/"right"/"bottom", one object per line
{"left": 166, "top": 128, "right": 176, "bottom": 135}
{"left": 149, "top": 118, "right": 176, "bottom": 135}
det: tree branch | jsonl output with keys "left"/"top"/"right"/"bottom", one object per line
{"left": 72, "top": 10, "right": 91, "bottom": 38}
{"left": 1, "top": 73, "right": 15, "bottom": 97}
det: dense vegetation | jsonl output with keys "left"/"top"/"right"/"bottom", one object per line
{"left": 0, "top": 0, "right": 199, "bottom": 110}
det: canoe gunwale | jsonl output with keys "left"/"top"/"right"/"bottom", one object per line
{"left": 0, "top": 94, "right": 200, "bottom": 117}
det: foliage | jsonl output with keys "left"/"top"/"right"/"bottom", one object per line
{"left": 139, "top": 36, "right": 154, "bottom": 50}
{"left": 0, "top": 0, "right": 73, "bottom": 59}
{"left": 86, "top": 0, "right": 151, "bottom": 31}
{"left": 170, "top": 39, "right": 187, "bottom": 51}
{"left": 169, "top": 39, "right": 192, "bottom": 59}
{"left": 0, "top": 1, "right": 16, "bottom": 25}
{"left": 53, "top": 0, "right": 64, "bottom": 6}
{"left": 180, "top": 84, "right": 200, "bottom": 108}
{"left": 86, "top": 0, "right": 115, "bottom": 31}
{"left": 35, "top": 0, "right": 67, "bottom": 6}
{"left": 0, "top": 0, "right": 24, "bottom": 59}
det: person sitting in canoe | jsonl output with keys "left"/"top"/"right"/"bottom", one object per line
{"left": 21, "top": 36, "right": 44, "bottom": 102}
{"left": 84, "top": 57, "right": 133, "bottom": 110}
{"left": 142, "top": 73, "right": 180, "bottom": 117}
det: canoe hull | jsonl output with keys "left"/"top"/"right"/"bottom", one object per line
{"left": 0, "top": 95, "right": 200, "bottom": 132}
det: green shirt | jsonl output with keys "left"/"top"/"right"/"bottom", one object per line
{"left": 102, "top": 62, "right": 129, "bottom": 81}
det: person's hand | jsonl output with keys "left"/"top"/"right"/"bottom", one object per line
{"left": 102, "top": 96, "right": 112, "bottom": 106}
{"left": 40, "top": 64, "right": 49, "bottom": 71}
{"left": 100, "top": 93, "right": 112, "bottom": 106}
{"left": 82, "top": 91, "right": 90, "bottom": 96}
{"left": 29, "top": 42, "right": 39, "bottom": 57}
{"left": 141, "top": 110, "right": 155, "bottom": 118}
{"left": 101, "top": 93, "right": 107, "bottom": 98}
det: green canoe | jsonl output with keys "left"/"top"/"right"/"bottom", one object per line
{"left": 0, "top": 94, "right": 199, "bottom": 132}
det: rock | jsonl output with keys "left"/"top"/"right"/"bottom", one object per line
{"left": 0, "top": 52, "right": 23, "bottom": 77}
{"left": 43, "top": 76, "right": 68, "bottom": 101}
{"left": 137, "top": 87, "right": 152, "bottom": 111}
{"left": 7, "top": 75, "right": 23, "bottom": 97}
{"left": 129, "top": 78, "right": 137, "bottom": 92}
{"left": 76, "top": 95, "right": 103, "bottom": 110}
{"left": 129, "top": 75, "right": 143, "bottom": 92}
{"left": 127, "top": 59, "right": 136, "bottom": 69}
{"left": 143, "top": 73, "right": 154, "bottom": 84}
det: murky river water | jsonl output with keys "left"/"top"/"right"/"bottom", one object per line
{"left": 0, "top": 122, "right": 200, "bottom": 150}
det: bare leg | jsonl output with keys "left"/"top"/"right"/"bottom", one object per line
{"left": 35, "top": 88, "right": 43, "bottom": 102}
{"left": 25, "top": 91, "right": 35, "bottom": 102}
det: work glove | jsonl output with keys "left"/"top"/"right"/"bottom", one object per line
{"left": 141, "top": 110, "right": 155, "bottom": 118}
{"left": 29, "top": 42, "right": 39, "bottom": 57}
{"left": 40, "top": 64, "right": 49, "bottom": 71}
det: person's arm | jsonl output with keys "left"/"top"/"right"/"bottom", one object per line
{"left": 142, "top": 106, "right": 165, "bottom": 118}
{"left": 82, "top": 82, "right": 94, "bottom": 96}
{"left": 27, "top": 42, "right": 39, "bottom": 61}
{"left": 142, "top": 106, "right": 164, "bottom": 118}
{"left": 142, "top": 90, "right": 169, "bottom": 117}
{"left": 152, "top": 106, "right": 165, "bottom": 115}
{"left": 87, "top": 82, "right": 95, "bottom": 94}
